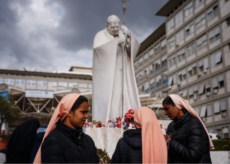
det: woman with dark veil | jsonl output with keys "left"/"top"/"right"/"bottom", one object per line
{"left": 6, "top": 119, "right": 40, "bottom": 163}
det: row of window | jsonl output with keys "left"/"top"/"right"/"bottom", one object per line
{"left": 194, "top": 98, "right": 227, "bottom": 118}
{"left": 167, "top": 1, "right": 219, "bottom": 33}
{"left": 0, "top": 79, "right": 92, "bottom": 88}
{"left": 138, "top": 72, "right": 168, "bottom": 93}
{"left": 176, "top": 74, "right": 225, "bottom": 101}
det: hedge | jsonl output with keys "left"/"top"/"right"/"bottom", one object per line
{"left": 212, "top": 140, "right": 230, "bottom": 151}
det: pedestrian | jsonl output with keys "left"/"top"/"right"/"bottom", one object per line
{"left": 163, "top": 94, "right": 213, "bottom": 163}
{"left": 6, "top": 119, "right": 40, "bottom": 163}
{"left": 33, "top": 94, "right": 99, "bottom": 163}
{"left": 111, "top": 107, "right": 167, "bottom": 163}
{"left": 29, "top": 126, "right": 47, "bottom": 163}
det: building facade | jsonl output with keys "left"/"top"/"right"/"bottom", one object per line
{"left": 0, "top": 67, "right": 92, "bottom": 116}
{"left": 135, "top": 0, "right": 230, "bottom": 138}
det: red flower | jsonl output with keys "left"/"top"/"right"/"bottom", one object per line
{"left": 125, "top": 113, "right": 133, "bottom": 119}
{"left": 128, "top": 109, "right": 135, "bottom": 114}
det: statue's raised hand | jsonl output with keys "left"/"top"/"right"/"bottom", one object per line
{"left": 121, "top": 25, "right": 131, "bottom": 37}
{"left": 118, "top": 36, "right": 126, "bottom": 45}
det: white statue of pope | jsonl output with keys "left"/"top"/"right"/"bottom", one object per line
{"left": 92, "top": 15, "right": 140, "bottom": 122}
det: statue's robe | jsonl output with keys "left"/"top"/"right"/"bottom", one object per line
{"left": 92, "top": 29, "right": 141, "bottom": 122}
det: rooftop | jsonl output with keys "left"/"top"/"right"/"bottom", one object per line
{"left": 156, "top": 0, "right": 184, "bottom": 17}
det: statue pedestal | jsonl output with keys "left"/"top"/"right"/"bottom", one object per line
{"left": 84, "top": 127, "right": 124, "bottom": 157}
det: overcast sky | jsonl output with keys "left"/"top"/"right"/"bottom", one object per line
{"left": 0, "top": 0, "right": 168, "bottom": 72}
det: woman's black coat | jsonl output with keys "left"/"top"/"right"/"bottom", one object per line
{"left": 6, "top": 119, "right": 40, "bottom": 163}
{"left": 111, "top": 129, "right": 142, "bottom": 163}
{"left": 41, "top": 120, "right": 99, "bottom": 163}
{"left": 166, "top": 112, "right": 212, "bottom": 163}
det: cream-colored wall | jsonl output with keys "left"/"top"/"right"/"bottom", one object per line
{"left": 187, "top": 53, "right": 196, "bottom": 61}
{"left": 176, "top": 21, "right": 183, "bottom": 30}
{"left": 208, "top": 16, "right": 219, "bottom": 27}
{"left": 206, "top": 0, "right": 214, "bottom": 5}
{"left": 222, "top": 21, "right": 230, "bottom": 42}
{"left": 177, "top": 60, "right": 186, "bottom": 67}
{"left": 195, "top": 3, "right": 205, "bottom": 14}
{"left": 168, "top": 65, "right": 177, "bottom": 73}
{"left": 198, "top": 47, "right": 208, "bottom": 56}
{"left": 196, "top": 25, "right": 206, "bottom": 36}
{"left": 186, "top": 33, "right": 195, "bottom": 42}
{"left": 211, "top": 63, "right": 223, "bottom": 73}
{"left": 220, "top": 0, "right": 230, "bottom": 17}
{"left": 206, "top": 116, "right": 213, "bottom": 123}
{"left": 188, "top": 75, "right": 197, "bottom": 83}
{"left": 185, "top": 13, "right": 193, "bottom": 23}
{"left": 209, "top": 39, "right": 221, "bottom": 50}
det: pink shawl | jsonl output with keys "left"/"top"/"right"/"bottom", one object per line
{"left": 169, "top": 94, "right": 214, "bottom": 150}
{"left": 33, "top": 93, "right": 81, "bottom": 163}
{"left": 134, "top": 107, "right": 167, "bottom": 163}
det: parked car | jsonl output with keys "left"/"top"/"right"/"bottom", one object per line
{"left": 209, "top": 133, "right": 221, "bottom": 140}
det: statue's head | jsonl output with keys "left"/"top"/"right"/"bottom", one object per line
{"left": 106, "top": 15, "right": 120, "bottom": 36}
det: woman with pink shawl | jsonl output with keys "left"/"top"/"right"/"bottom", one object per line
{"left": 33, "top": 94, "right": 99, "bottom": 163}
{"left": 163, "top": 94, "right": 213, "bottom": 163}
{"left": 111, "top": 107, "right": 167, "bottom": 163}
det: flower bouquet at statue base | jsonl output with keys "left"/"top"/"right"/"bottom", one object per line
{"left": 123, "top": 109, "right": 135, "bottom": 130}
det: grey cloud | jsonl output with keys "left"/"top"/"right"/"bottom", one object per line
{"left": 0, "top": 0, "right": 168, "bottom": 71}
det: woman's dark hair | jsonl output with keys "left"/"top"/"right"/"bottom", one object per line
{"left": 70, "top": 95, "right": 88, "bottom": 112}
{"left": 162, "top": 96, "right": 175, "bottom": 106}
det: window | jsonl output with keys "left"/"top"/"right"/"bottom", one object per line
{"left": 161, "top": 39, "right": 167, "bottom": 52}
{"left": 37, "top": 81, "right": 42, "bottom": 86}
{"left": 188, "top": 64, "right": 197, "bottom": 77}
{"left": 79, "top": 84, "right": 87, "bottom": 88}
{"left": 197, "top": 35, "right": 207, "bottom": 50}
{"left": 196, "top": 13, "right": 206, "bottom": 30}
{"left": 226, "top": 17, "right": 230, "bottom": 27}
{"left": 207, "top": 5, "right": 219, "bottom": 21}
{"left": 145, "top": 82, "right": 150, "bottom": 93}
{"left": 184, "top": 2, "right": 193, "bottom": 17}
{"left": 168, "top": 75, "right": 177, "bottom": 86}
{"left": 187, "top": 42, "right": 196, "bottom": 57}
{"left": 21, "top": 80, "right": 25, "bottom": 85}
{"left": 155, "top": 60, "right": 161, "bottom": 72}
{"left": 31, "top": 81, "right": 36, "bottom": 86}
{"left": 48, "top": 82, "right": 57, "bottom": 87}
{"left": 69, "top": 83, "right": 78, "bottom": 88}
{"left": 185, "top": 23, "right": 194, "bottom": 37}
{"left": 175, "top": 11, "right": 183, "bottom": 24}
{"left": 218, "top": 75, "right": 224, "bottom": 88}
{"left": 149, "top": 49, "right": 154, "bottom": 58}
{"left": 207, "top": 105, "right": 213, "bottom": 116}
{"left": 168, "top": 36, "right": 175, "bottom": 49}
{"left": 144, "top": 53, "right": 148, "bottom": 62}
{"left": 139, "top": 57, "right": 143, "bottom": 65}
{"left": 155, "top": 44, "right": 160, "bottom": 54}
{"left": 167, "top": 18, "right": 174, "bottom": 32}
{"left": 0, "top": 79, "right": 3, "bottom": 84}
{"left": 162, "top": 56, "right": 167, "bottom": 69}
{"left": 16, "top": 80, "right": 20, "bottom": 85}
{"left": 156, "top": 75, "right": 161, "bottom": 88}
{"left": 176, "top": 30, "right": 184, "bottom": 45}
{"left": 195, "top": 0, "right": 204, "bottom": 8}
{"left": 211, "top": 50, "right": 222, "bottom": 67}
{"left": 144, "top": 67, "right": 149, "bottom": 78}
{"left": 209, "top": 26, "right": 220, "bottom": 44}
{"left": 27, "top": 81, "right": 31, "bottom": 86}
